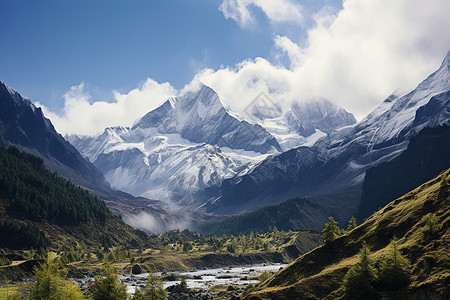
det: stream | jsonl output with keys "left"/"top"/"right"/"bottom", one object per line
{"left": 83, "top": 263, "right": 287, "bottom": 295}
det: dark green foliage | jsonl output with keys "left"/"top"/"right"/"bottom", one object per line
{"left": 0, "top": 256, "right": 11, "bottom": 266}
{"left": 0, "top": 146, "right": 111, "bottom": 226}
{"left": 347, "top": 217, "right": 357, "bottom": 231}
{"left": 160, "top": 228, "right": 199, "bottom": 244}
{"left": 0, "top": 219, "right": 47, "bottom": 249}
{"left": 59, "top": 247, "right": 83, "bottom": 264}
{"left": 30, "top": 258, "right": 86, "bottom": 299}
{"left": 423, "top": 213, "right": 440, "bottom": 237}
{"left": 343, "top": 243, "right": 378, "bottom": 299}
{"left": 344, "top": 239, "right": 411, "bottom": 299}
{"left": 134, "top": 272, "right": 167, "bottom": 300}
{"left": 377, "top": 238, "right": 411, "bottom": 292}
{"left": 226, "top": 243, "right": 236, "bottom": 253}
{"left": 182, "top": 241, "right": 193, "bottom": 252}
{"left": 321, "top": 217, "right": 340, "bottom": 243}
{"left": 88, "top": 265, "right": 128, "bottom": 300}
{"left": 201, "top": 198, "right": 319, "bottom": 235}
{"left": 180, "top": 278, "right": 187, "bottom": 289}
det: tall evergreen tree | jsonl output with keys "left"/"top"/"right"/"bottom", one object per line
{"left": 347, "top": 217, "right": 358, "bottom": 231}
{"left": 88, "top": 265, "right": 128, "bottom": 300}
{"left": 30, "top": 257, "right": 86, "bottom": 300}
{"left": 134, "top": 272, "right": 166, "bottom": 300}
{"left": 321, "top": 217, "right": 340, "bottom": 242}
{"left": 377, "top": 238, "right": 411, "bottom": 291}
{"left": 343, "top": 243, "right": 378, "bottom": 299}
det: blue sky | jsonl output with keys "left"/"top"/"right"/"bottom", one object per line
{"left": 1, "top": 0, "right": 448, "bottom": 135}
{"left": 0, "top": 0, "right": 339, "bottom": 110}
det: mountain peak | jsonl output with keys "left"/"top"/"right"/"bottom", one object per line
{"left": 132, "top": 97, "right": 176, "bottom": 130}
{"left": 443, "top": 49, "right": 450, "bottom": 66}
{"left": 0, "top": 81, "right": 111, "bottom": 191}
{"left": 286, "top": 98, "right": 356, "bottom": 137}
{"left": 177, "top": 83, "right": 225, "bottom": 117}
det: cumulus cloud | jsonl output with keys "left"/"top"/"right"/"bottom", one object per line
{"left": 209, "top": 0, "right": 450, "bottom": 119}
{"left": 43, "top": 0, "right": 450, "bottom": 135}
{"left": 39, "top": 78, "right": 176, "bottom": 135}
{"left": 219, "top": 0, "right": 304, "bottom": 27}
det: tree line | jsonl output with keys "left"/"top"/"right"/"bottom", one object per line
{"left": 0, "top": 146, "right": 111, "bottom": 228}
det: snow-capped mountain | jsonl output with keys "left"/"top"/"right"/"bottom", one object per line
{"left": 257, "top": 98, "right": 356, "bottom": 150}
{"left": 134, "top": 85, "right": 282, "bottom": 153}
{"left": 0, "top": 81, "right": 191, "bottom": 233}
{"left": 69, "top": 85, "right": 279, "bottom": 201}
{"left": 70, "top": 84, "right": 355, "bottom": 202}
{"left": 204, "top": 50, "right": 450, "bottom": 215}
{"left": 285, "top": 98, "right": 356, "bottom": 138}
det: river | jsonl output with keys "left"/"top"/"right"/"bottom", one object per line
{"left": 117, "top": 263, "right": 287, "bottom": 295}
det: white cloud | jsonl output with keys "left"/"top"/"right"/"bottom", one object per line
{"left": 273, "top": 34, "right": 303, "bottom": 68}
{"left": 209, "top": 0, "right": 450, "bottom": 119}
{"left": 219, "top": 0, "right": 304, "bottom": 27}
{"left": 39, "top": 78, "right": 176, "bottom": 135}
{"left": 43, "top": 0, "right": 450, "bottom": 135}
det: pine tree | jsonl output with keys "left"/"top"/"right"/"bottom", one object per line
{"left": 343, "top": 243, "right": 378, "bottom": 299}
{"left": 377, "top": 238, "right": 410, "bottom": 291}
{"left": 423, "top": 213, "right": 439, "bottom": 236}
{"left": 347, "top": 217, "right": 357, "bottom": 231}
{"left": 134, "top": 272, "right": 166, "bottom": 300}
{"left": 30, "top": 257, "right": 86, "bottom": 300}
{"left": 182, "top": 241, "right": 193, "bottom": 252}
{"left": 88, "top": 265, "right": 128, "bottom": 300}
{"left": 321, "top": 217, "right": 340, "bottom": 242}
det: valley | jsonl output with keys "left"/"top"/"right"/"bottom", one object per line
{"left": 0, "top": 5, "right": 449, "bottom": 298}
{"left": 0, "top": 228, "right": 321, "bottom": 298}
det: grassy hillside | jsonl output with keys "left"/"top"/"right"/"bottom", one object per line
{"left": 0, "top": 145, "right": 148, "bottom": 250}
{"left": 244, "top": 168, "right": 450, "bottom": 299}
{"left": 199, "top": 198, "right": 328, "bottom": 235}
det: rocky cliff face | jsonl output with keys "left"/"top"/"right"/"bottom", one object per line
{"left": 358, "top": 124, "right": 450, "bottom": 219}
{"left": 0, "top": 81, "right": 109, "bottom": 190}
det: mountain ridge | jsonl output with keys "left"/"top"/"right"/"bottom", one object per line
{"left": 204, "top": 50, "right": 450, "bottom": 216}
{"left": 69, "top": 84, "right": 356, "bottom": 205}
{"left": 358, "top": 124, "right": 450, "bottom": 220}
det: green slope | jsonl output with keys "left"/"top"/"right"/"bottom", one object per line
{"left": 200, "top": 198, "right": 328, "bottom": 235}
{"left": 0, "top": 145, "right": 148, "bottom": 250}
{"left": 244, "top": 168, "right": 450, "bottom": 299}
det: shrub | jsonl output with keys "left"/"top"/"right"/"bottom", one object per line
{"left": 258, "top": 271, "right": 273, "bottom": 284}
{"left": 347, "top": 217, "right": 358, "bottom": 231}
{"left": 423, "top": 213, "right": 440, "bottom": 236}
